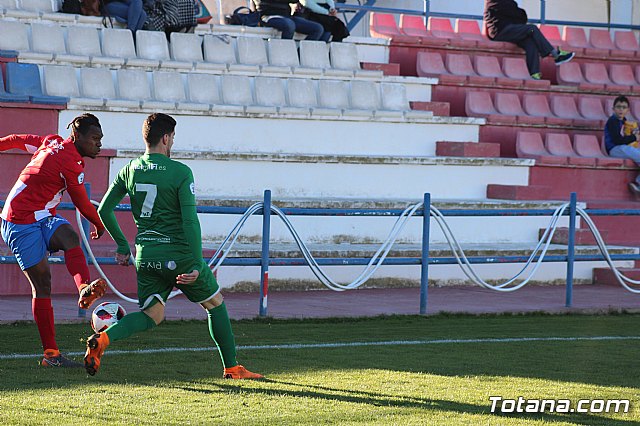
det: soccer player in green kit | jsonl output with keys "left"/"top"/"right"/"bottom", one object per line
{"left": 84, "top": 113, "right": 262, "bottom": 379}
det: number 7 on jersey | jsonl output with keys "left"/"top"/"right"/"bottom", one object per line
{"left": 135, "top": 183, "right": 157, "bottom": 218}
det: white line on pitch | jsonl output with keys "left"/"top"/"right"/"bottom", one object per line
{"left": 1, "top": 335, "right": 640, "bottom": 360}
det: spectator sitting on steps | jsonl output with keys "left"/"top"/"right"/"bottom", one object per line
{"left": 484, "top": 0, "right": 575, "bottom": 80}
{"left": 299, "top": 0, "right": 350, "bottom": 42}
{"left": 252, "top": 0, "right": 325, "bottom": 40}
{"left": 604, "top": 95, "right": 640, "bottom": 197}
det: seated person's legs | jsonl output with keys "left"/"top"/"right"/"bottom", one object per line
{"left": 291, "top": 15, "right": 325, "bottom": 40}
{"left": 492, "top": 23, "right": 573, "bottom": 77}
{"left": 263, "top": 16, "right": 296, "bottom": 39}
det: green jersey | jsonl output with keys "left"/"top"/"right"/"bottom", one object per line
{"left": 98, "top": 153, "right": 202, "bottom": 262}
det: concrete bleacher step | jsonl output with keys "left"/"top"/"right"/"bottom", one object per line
{"left": 361, "top": 62, "right": 400, "bottom": 76}
{"left": 537, "top": 227, "right": 608, "bottom": 245}
{"left": 436, "top": 141, "right": 500, "bottom": 158}
{"left": 111, "top": 150, "right": 531, "bottom": 201}
{"left": 410, "top": 101, "right": 450, "bottom": 116}
{"left": 486, "top": 184, "right": 550, "bottom": 200}
{"left": 581, "top": 200, "right": 640, "bottom": 246}
{"left": 592, "top": 268, "right": 640, "bottom": 286}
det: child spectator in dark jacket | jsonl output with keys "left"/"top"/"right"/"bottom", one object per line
{"left": 604, "top": 95, "right": 640, "bottom": 196}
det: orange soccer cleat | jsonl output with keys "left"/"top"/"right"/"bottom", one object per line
{"left": 41, "top": 349, "right": 83, "bottom": 368}
{"left": 223, "top": 365, "right": 264, "bottom": 380}
{"left": 84, "top": 332, "right": 110, "bottom": 376}
{"left": 78, "top": 278, "right": 107, "bottom": 309}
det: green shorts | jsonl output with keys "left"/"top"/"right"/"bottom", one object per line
{"left": 135, "top": 256, "right": 219, "bottom": 310}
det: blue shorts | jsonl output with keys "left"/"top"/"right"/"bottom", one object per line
{"left": 1, "top": 216, "right": 70, "bottom": 270}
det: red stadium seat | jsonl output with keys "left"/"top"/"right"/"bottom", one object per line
{"left": 427, "top": 17, "right": 454, "bottom": 38}
{"left": 578, "top": 96, "right": 607, "bottom": 121}
{"left": 609, "top": 64, "right": 637, "bottom": 85}
{"left": 446, "top": 53, "right": 493, "bottom": 84}
{"left": 583, "top": 63, "right": 630, "bottom": 92}
{"left": 545, "top": 133, "right": 596, "bottom": 166}
{"left": 590, "top": 29, "right": 635, "bottom": 58}
{"left": 428, "top": 16, "right": 476, "bottom": 47}
{"left": 629, "top": 100, "right": 640, "bottom": 123}
{"left": 614, "top": 31, "right": 639, "bottom": 54}
{"left": 573, "top": 134, "right": 624, "bottom": 167}
{"left": 446, "top": 53, "right": 477, "bottom": 76}
{"left": 399, "top": 15, "right": 429, "bottom": 37}
{"left": 474, "top": 55, "right": 504, "bottom": 78}
{"left": 556, "top": 61, "right": 585, "bottom": 85}
{"left": 556, "top": 62, "right": 604, "bottom": 91}
{"left": 465, "top": 91, "right": 516, "bottom": 123}
{"left": 582, "top": 63, "right": 610, "bottom": 85}
{"left": 563, "top": 26, "right": 590, "bottom": 48}
{"left": 522, "top": 94, "right": 572, "bottom": 126}
{"left": 455, "top": 19, "right": 485, "bottom": 41}
{"left": 502, "top": 57, "right": 550, "bottom": 88}
{"left": 416, "top": 51, "right": 445, "bottom": 76}
{"left": 516, "top": 131, "right": 568, "bottom": 164}
{"left": 609, "top": 64, "right": 640, "bottom": 93}
{"left": 550, "top": 94, "right": 594, "bottom": 127}
{"left": 539, "top": 24, "right": 562, "bottom": 45}
{"left": 475, "top": 56, "right": 523, "bottom": 87}
{"left": 588, "top": 29, "right": 615, "bottom": 50}
{"left": 495, "top": 92, "right": 545, "bottom": 124}
{"left": 370, "top": 13, "right": 402, "bottom": 39}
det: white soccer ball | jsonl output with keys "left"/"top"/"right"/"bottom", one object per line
{"left": 91, "top": 302, "right": 126, "bottom": 333}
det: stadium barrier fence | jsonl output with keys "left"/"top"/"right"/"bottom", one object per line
{"left": 3, "top": 187, "right": 640, "bottom": 317}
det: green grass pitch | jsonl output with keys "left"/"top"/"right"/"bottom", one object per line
{"left": 0, "top": 313, "right": 638, "bottom": 425}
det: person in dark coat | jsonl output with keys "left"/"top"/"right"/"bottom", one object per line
{"left": 299, "top": 0, "right": 349, "bottom": 42}
{"left": 252, "top": 0, "right": 325, "bottom": 40}
{"left": 484, "top": 0, "right": 574, "bottom": 79}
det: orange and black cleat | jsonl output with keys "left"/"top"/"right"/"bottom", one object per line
{"left": 78, "top": 278, "right": 107, "bottom": 309}
{"left": 41, "top": 349, "right": 83, "bottom": 368}
{"left": 223, "top": 365, "right": 264, "bottom": 380}
{"left": 84, "top": 332, "right": 110, "bottom": 376}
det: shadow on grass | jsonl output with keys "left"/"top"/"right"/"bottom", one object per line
{"left": 172, "top": 380, "right": 637, "bottom": 426}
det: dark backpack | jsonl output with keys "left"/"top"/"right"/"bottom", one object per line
{"left": 61, "top": 0, "right": 82, "bottom": 14}
{"left": 224, "top": 6, "right": 260, "bottom": 27}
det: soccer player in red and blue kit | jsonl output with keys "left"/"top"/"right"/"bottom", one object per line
{"left": 0, "top": 113, "right": 108, "bottom": 367}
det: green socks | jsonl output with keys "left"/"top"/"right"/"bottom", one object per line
{"left": 101, "top": 303, "right": 238, "bottom": 369}
{"left": 208, "top": 303, "right": 238, "bottom": 368}
{"left": 105, "top": 311, "right": 156, "bottom": 342}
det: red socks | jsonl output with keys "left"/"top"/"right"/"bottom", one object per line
{"left": 32, "top": 298, "right": 58, "bottom": 353}
{"left": 64, "top": 246, "right": 90, "bottom": 290}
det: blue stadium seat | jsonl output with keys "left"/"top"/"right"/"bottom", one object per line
{"left": 0, "top": 64, "right": 29, "bottom": 103}
{"left": 4, "top": 62, "right": 67, "bottom": 105}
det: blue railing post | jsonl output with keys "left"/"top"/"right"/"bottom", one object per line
{"left": 259, "top": 190, "right": 271, "bottom": 317}
{"left": 420, "top": 193, "right": 431, "bottom": 315}
{"left": 565, "top": 192, "right": 577, "bottom": 307}
{"left": 540, "top": 0, "right": 546, "bottom": 23}
{"left": 78, "top": 182, "right": 91, "bottom": 318}
{"left": 423, "top": 0, "right": 430, "bottom": 25}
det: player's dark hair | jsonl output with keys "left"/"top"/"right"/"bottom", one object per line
{"left": 614, "top": 95, "right": 630, "bottom": 106}
{"left": 143, "top": 113, "right": 176, "bottom": 147}
{"left": 66, "top": 113, "right": 101, "bottom": 138}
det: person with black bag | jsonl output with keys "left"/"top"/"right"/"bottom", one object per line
{"left": 252, "top": 0, "right": 324, "bottom": 40}
{"left": 299, "top": 0, "right": 349, "bottom": 42}
{"left": 143, "top": 0, "right": 197, "bottom": 35}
